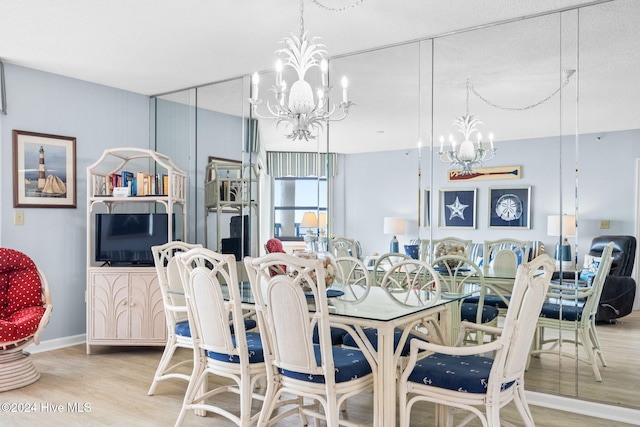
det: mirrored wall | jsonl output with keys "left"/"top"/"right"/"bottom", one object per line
{"left": 152, "top": 0, "right": 640, "bottom": 411}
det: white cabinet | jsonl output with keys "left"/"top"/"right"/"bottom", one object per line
{"left": 87, "top": 268, "right": 165, "bottom": 353}
{"left": 86, "top": 148, "right": 186, "bottom": 354}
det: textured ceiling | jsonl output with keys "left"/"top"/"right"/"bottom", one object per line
{"left": 0, "top": 0, "right": 607, "bottom": 95}
{"left": 1, "top": 0, "right": 637, "bottom": 153}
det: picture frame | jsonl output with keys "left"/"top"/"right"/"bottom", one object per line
{"left": 488, "top": 186, "right": 531, "bottom": 229}
{"left": 423, "top": 188, "right": 431, "bottom": 228}
{"left": 12, "top": 130, "right": 77, "bottom": 208}
{"left": 439, "top": 188, "right": 477, "bottom": 229}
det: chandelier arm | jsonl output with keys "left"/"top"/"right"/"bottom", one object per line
{"left": 468, "top": 73, "right": 574, "bottom": 112}
{"left": 311, "top": 0, "right": 365, "bottom": 12}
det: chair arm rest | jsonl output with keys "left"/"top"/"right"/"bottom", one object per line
{"left": 459, "top": 320, "right": 503, "bottom": 336}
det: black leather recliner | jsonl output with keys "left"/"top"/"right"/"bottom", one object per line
{"left": 592, "top": 235, "right": 636, "bottom": 322}
{"left": 557, "top": 235, "right": 637, "bottom": 323}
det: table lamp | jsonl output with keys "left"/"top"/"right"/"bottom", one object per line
{"left": 300, "top": 211, "right": 319, "bottom": 252}
{"left": 317, "top": 212, "right": 328, "bottom": 252}
{"left": 383, "top": 217, "right": 405, "bottom": 253}
{"left": 547, "top": 214, "right": 576, "bottom": 270}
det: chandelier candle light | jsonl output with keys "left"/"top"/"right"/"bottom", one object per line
{"left": 249, "top": 0, "right": 354, "bottom": 141}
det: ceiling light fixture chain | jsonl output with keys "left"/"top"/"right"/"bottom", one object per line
{"left": 311, "top": 0, "right": 365, "bottom": 13}
{"left": 249, "top": 0, "right": 354, "bottom": 141}
{"left": 468, "top": 69, "right": 576, "bottom": 112}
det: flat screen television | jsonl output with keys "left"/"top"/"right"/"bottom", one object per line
{"left": 95, "top": 213, "right": 175, "bottom": 266}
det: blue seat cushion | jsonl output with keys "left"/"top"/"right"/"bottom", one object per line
{"left": 313, "top": 324, "right": 349, "bottom": 346}
{"left": 342, "top": 327, "right": 426, "bottom": 356}
{"left": 407, "top": 353, "right": 515, "bottom": 393}
{"left": 205, "top": 331, "right": 264, "bottom": 364}
{"left": 280, "top": 344, "right": 372, "bottom": 384}
{"left": 540, "top": 303, "right": 583, "bottom": 321}
{"left": 176, "top": 318, "right": 257, "bottom": 338}
{"left": 460, "top": 303, "right": 499, "bottom": 323}
{"left": 464, "top": 295, "right": 509, "bottom": 309}
{"left": 175, "top": 320, "right": 191, "bottom": 337}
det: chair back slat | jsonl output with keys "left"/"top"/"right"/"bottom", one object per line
{"left": 177, "top": 248, "right": 248, "bottom": 360}
{"left": 151, "top": 242, "right": 203, "bottom": 326}
{"left": 245, "top": 253, "right": 331, "bottom": 379}
{"left": 582, "top": 241, "right": 615, "bottom": 321}
{"left": 496, "top": 254, "right": 554, "bottom": 384}
{"left": 334, "top": 256, "right": 371, "bottom": 303}
{"left": 190, "top": 268, "right": 237, "bottom": 354}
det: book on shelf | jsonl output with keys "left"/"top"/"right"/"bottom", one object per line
{"left": 162, "top": 174, "right": 168, "bottom": 195}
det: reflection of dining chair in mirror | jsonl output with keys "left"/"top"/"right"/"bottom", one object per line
{"left": 432, "top": 254, "right": 499, "bottom": 345}
{"left": 342, "top": 258, "right": 443, "bottom": 370}
{"left": 148, "top": 241, "right": 202, "bottom": 396}
{"left": 529, "top": 241, "right": 614, "bottom": 382}
{"left": 483, "top": 239, "right": 531, "bottom": 276}
{"left": 244, "top": 253, "right": 376, "bottom": 426}
{"left": 372, "top": 252, "right": 411, "bottom": 287}
{"left": 329, "top": 236, "right": 361, "bottom": 259}
{"left": 333, "top": 256, "right": 371, "bottom": 304}
{"left": 419, "top": 237, "right": 473, "bottom": 262}
{"left": 399, "top": 254, "right": 555, "bottom": 427}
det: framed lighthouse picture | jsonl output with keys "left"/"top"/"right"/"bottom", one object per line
{"left": 12, "top": 130, "right": 76, "bottom": 208}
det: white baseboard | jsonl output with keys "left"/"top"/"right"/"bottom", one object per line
{"left": 527, "top": 390, "right": 640, "bottom": 426}
{"left": 28, "top": 334, "right": 86, "bottom": 354}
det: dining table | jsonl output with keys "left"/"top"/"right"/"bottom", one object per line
{"left": 174, "top": 278, "right": 473, "bottom": 426}
{"left": 234, "top": 280, "right": 470, "bottom": 426}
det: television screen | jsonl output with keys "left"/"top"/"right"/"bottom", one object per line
{"left": 95, "top": 213, "right": 174, "bottom": 266}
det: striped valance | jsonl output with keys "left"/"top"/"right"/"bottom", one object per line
{"left": 266, "top": 151, "right": 337, "bottom": 178}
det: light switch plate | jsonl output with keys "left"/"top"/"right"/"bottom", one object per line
{"left": 14, "top": 211, "right": 24, "bottom": 225}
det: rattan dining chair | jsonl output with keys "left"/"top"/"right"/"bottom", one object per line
{"left": 244, "top": 252, "right": 377, "bottom": 427}
{"left": 148, "top": 241, "right": 202, "bottom": 396}
{"left": 529, "top": 241, "right": 614, "bottom": 381}
{"left": 398, "top": 254, "right": 555, "bottom": 427}
{"left": 174, "top": 247, "right": 266, "bottom": 427}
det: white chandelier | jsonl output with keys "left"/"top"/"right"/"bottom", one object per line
{"left": 249, "top": 0, "right": 354, "bottom": 141}
{"left": 439, "top": 80, "right": 495, "bottom": 175}
{"left": 440, "top": 70, "right": 576, "bottom": 174}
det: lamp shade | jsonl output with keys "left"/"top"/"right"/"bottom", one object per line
{"left": 547, "top": 215, "right": 576, "bottom": 237}
{"left": 383, "top": 217, "right": 405, "bottom": 235}
{"left": 318, "top": 212, "right": 327, "bottom": 228}
{"left": 300, "top": 211, "right": 318, "bottom": 228}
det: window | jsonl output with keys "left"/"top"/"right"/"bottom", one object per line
{"left": 273, "top": 177, "right": 327, "bottom": 240}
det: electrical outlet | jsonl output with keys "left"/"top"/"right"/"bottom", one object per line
{"left": 14, "top": 211, "right": 24, "bottom": 226}
{"left": 599, "top": 219, "right": 610, "bottom": 229}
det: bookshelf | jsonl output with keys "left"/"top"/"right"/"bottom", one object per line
{"left": 85, "top": 148, "right": 187, "bottom": 354}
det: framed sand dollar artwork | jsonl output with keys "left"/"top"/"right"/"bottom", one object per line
{"left": 12, "top": 130, "right": 77, "bottom": 208}
{"left": 488, "top": 186, "right": 531, "bottom": 229}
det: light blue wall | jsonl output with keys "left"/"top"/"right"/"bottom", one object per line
{"left": 338, "top": 130, "right": 640, "bottom": 265}
{"left": 0, "top": 64, "right": 150, "bottom": 341}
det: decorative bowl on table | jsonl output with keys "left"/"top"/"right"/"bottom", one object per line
{"left": 435, "top": 243, "right": 466, "bottom": 269}
{"left": 292, "top": 252, "right": 335, "bottom": 290}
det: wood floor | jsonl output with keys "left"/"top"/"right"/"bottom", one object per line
{"left": 1, "top": 339, "right": 637, "bottom": 427}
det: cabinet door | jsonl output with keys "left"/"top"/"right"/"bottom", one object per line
{"left": 129, "top": 272, "right": 166, "bottom": 341}
{"left": 89, "top": 272, "right": 130, "bottom": 340}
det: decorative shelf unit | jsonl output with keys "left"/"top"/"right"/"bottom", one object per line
{"left": 204, "top": 159, "right": 259, "bottom": 259}
{"left": 85, "top": 148, "right": 187, "bottom": 354}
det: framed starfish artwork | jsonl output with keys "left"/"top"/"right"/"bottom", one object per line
{"left": 439, "top": 188, "right": 477, "bottom": 229}
{"left": 488, "top": 186, "right": 531, "bottom": 229}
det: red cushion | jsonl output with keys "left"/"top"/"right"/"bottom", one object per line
{"left": 265, "top": 238, "right": 285, "bottom": 254}
{"left": 0, "top": 248, "right": 43, "bottom": 321}
{"left": 0, "top": 306, "right": 46, "bottom": 342}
